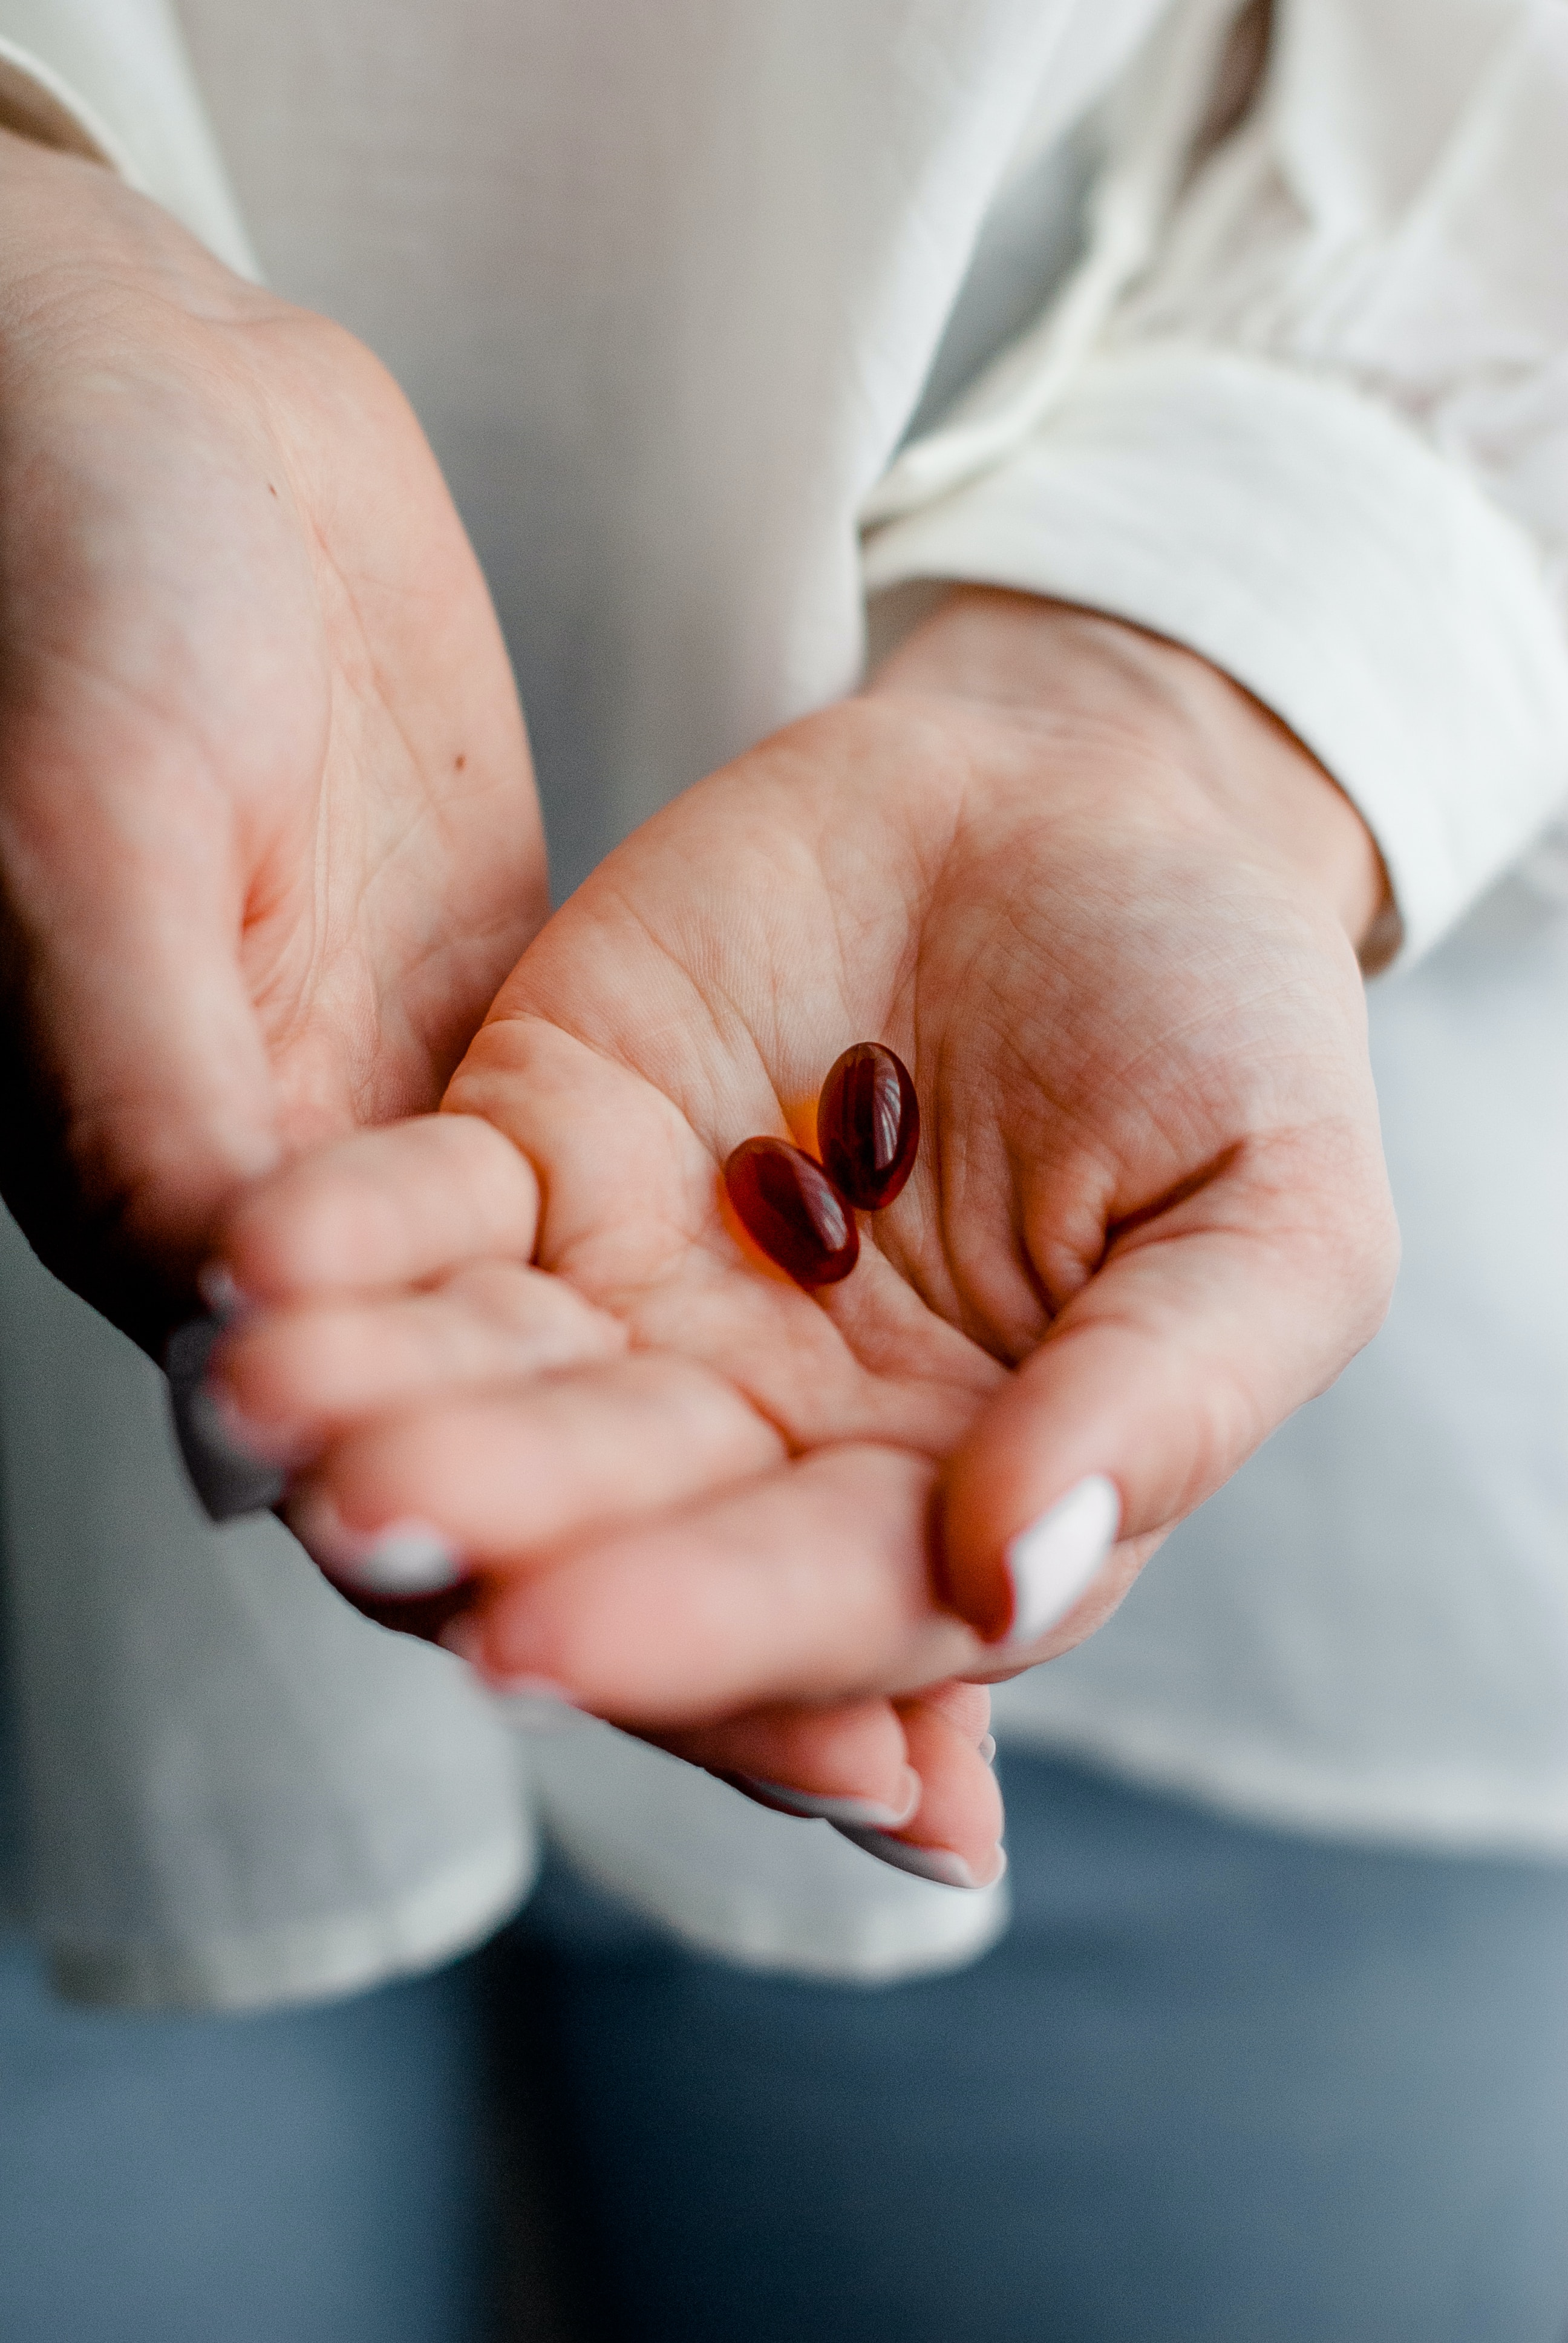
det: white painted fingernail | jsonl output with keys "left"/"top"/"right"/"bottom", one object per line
{"left": 733, "top": 1765, "right": 921, "bottom": 1831}
{"left": 165, "top": 1316, "right": 289, "bottom": 1522}
{"left": 206, "top": 1381, "right": 310, "bottom": 1470}
{"left": 831, "top": 1826, "right": 1008, "bottom": 1892}
{"left": 436, "top": 1622, "right": 580, "bottom": 1728}
{"left": 495, "top": 1679, "right": 582, "bottom": 1731}
{"left": 197, "top": 1263, "right": 254, "bottom": 1322}
{"left": 338, "top": 1522, "right": 463, "bottom": 1596}
{"left": 290, "top": 1490, "right": 464, "bottom": 1596}
{"left": 1002, "top": 1474, "right": 1121, "bottom": 1648}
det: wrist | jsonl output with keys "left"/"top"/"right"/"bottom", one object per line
{"left": 868, "top": 588, "right": 1391, "bottom": 960}
{"left": 0, "top": 121, "right": 258, "bottom": 334}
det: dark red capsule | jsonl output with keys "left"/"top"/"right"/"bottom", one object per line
{"left": 724, "top": 1136, "right": 859, "bottom": 1288}
{"left": 818, "top": 1043, "right": 920, "bottom": 1211}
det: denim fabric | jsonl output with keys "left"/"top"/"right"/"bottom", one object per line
{"left": 0, "top": 1935, "right": 492, "bottom": 2343}
{"left": 502, "top": 1750, "right": 1568, "bottom": 2343}
{"left": 7, "top": 1745, "right": 1568, "bottom": 2343}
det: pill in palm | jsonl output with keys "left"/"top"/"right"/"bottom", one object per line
{"left": 818, "top": 1043, "right": 919, "bottom": 1210}
{"left": 723, "top": 1136, "right": 860, "bottom": 1286}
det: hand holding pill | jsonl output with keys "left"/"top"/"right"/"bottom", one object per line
{"left": 183, "top": 591, "right": 1390, "bottom": 1887}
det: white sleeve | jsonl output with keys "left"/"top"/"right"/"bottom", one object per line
{"left": 863, "top": 0, "right": 1568, "bottom": 964}
{"left": 0, "top": 0, "right": 256, "bottom": 274}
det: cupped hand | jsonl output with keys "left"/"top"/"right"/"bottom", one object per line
{"left": 199, "top": 1116, "right": 1004, "bottom": 1885}
{"left": 204, "top": 590, "right": 1396, "bottom": 1753}
{"left": 0, "top": 130, "right": 544, "bottom": 1344}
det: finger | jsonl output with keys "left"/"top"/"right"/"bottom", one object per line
{"left": 657, "top": 1698, "right": 921, "bottom": 1829}
{"left": 0, "top": 799, "right": 282, "bottom": 1342}
{"left": 834, "top": 1693, "right": 1004, "bottom": 1888}
{"left": 903, "top": 1679, "right": 991, "bottom": 1743}
{"left": 892, "top": 1695, "right": 1002, "bottom": 1856}
{"left": 285, "top": 1352, "right": 787, "bottom": 1588}
{"left": 665, "top": 1690, "right": 1004, "bottom": 1889}
{"left": 214, "top": 1113, "right": 538, "bottom": 1302}
{"left": 457, "top": 1443, "right": 984, "bottom": 1726}
{"left": 826, "top": 1694, "right": 1004, "bottom": 1890}
{"left": 941, "top": 1132, "right": 1399, "bottom": 1652}
{"left": 209, "top": 1259, "right": 626, "bottom": 1454}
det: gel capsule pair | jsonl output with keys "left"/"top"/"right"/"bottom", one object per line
{"left": 724, "top": 1043, "right": 918, "bottom": 1289}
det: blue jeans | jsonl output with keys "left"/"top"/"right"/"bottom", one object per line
{"left": 7, "top": 1751, "right": 1568, "bottom": 2342}
{"left": 501, "top": 1750, "right": 1568, "bottom": 2343}
{"left": 0, "top": 1932, "right": 493, "bottom": 2343}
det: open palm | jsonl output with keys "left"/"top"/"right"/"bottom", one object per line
{"left": 218, "top": 596, "right": 1396, "bottom": 1746}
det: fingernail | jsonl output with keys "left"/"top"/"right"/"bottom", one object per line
{"left": 491, "top": 1674, "right": 582, "bottom": 1730}
{"left": 196, "top": 1262, "right": 254, "bottom": 1322}
{"left": 1001, "top": 1474, "right": 1120, "bottom": 1648}
{"left": 436, "top": 1620, "right": 581, "bottom": 1728}
{"left": 830, "top": 1825, "right": 1008, "bottom": 1891}
{"left": 978, "top": 1733, "right": 997, "bottom": 1766}
{"left": 165, "top": 1316, "right": 287, "bottom": 1522}
{"left": 731, "top": 1765, "right": 921, "bottom": 1830}
{"left": 337, "top": 1522, "right": 464, "bottom": 1596}
{"left": 289, "top": 1490, "right": 464, "bottom": 1596}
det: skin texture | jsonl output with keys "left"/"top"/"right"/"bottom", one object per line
{"left": 0, "top": 134, "right": 996, "bottom": 1869}
{"left": 209, "top": 591, "right": 1396, "bottom": 1879}
{"left": 0, "top": 130, "right": 545, "bottom": 1345}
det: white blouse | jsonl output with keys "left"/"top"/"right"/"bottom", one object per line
{"left": 0, "top": 0, "right": 1564, "bottom": 2008}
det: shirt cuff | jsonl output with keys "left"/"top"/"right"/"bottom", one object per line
{"left": 0, "top": 19, "right": 256, "bottom": 277}
{"left": 863, "top": 346, "right": 1568, "bottom": 965}
{"left": 0, "top": 35, "right": 130, "bottom": 172}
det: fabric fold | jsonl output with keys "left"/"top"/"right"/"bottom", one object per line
{"left": 866, "top": 346, "right": 1568, "bottom": 964}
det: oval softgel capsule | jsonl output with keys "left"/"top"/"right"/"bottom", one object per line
{"left": 724, "top": 1135, "right": 859, "bottom": 1286}
{"left": 818, "top": 1043, "right": 919, "bottom": 1211}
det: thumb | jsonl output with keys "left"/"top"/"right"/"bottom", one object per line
{"left": 0, "top": 831, "right": 283, "bottom": 1346}
{"left": 939, "top": 1142, "right": 1398, "bottom": 1654}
